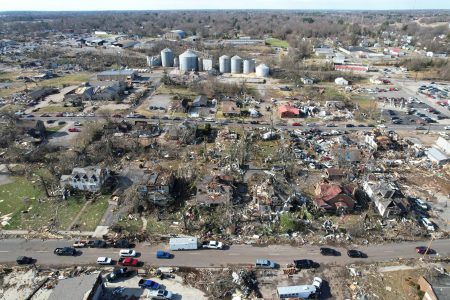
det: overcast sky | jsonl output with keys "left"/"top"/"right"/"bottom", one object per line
{"left": 1, "top": 0, "right": 449, "bottom": 11}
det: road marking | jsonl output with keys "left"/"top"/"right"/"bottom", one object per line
{"left": 188, "top": 253, "right": 200, "bottom": 255}
{"left": 0, "top": 250, "right": 9, "bottom": 253}
{"left": 36, "top": 251, "right": 49, "bottom": 253}
{"left": 228, "top": 253, "right": 240, "bottom": 256}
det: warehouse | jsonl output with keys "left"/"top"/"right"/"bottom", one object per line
{"left": 97, "top": 69, "right": 137, "bottom": 81}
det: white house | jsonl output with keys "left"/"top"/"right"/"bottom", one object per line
{"left": 61, "top": 166, "right": 110, "bottom": 192}
{"left": 335, "top": 77, "right": 349, "bottom": 86}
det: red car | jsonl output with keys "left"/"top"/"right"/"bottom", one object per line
{"left": 118, "top": 257, "right": 139, "bottom": 266}
{"left": 112, "top": 114, "right": 122, "bottom": 118}
{"left": 415, "top": 246, "right": 435, "bottom": 255}
{"left": 55, "top": 113, "right": 64, "bottom": 117}
{"left": 68, "top": 128, "right": 80, "bottom": 132}
{"left": 292, "top": 122, "right": 301, "bottom": 126}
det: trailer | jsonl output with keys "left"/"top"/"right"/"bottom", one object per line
{"left": 169, "top": 237, "right": 199, "bottom": 251}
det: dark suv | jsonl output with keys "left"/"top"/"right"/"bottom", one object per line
{"left": 293, "top": 259, "right": 319, "bottom": 269}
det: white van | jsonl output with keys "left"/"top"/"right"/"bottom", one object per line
{"left": 119, "top": 249, "right": 137, "bottom": 257}
{"left": 421, "top": 218, "right": 435, "bottom": 231}
{"left": 97, "top": 257, "right": 112, "bottom": 265}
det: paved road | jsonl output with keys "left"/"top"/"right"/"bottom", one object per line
{"left": 23, "top": 115, "right": 449, "bottom": 132}
{"left": 0, "top": 238, "right": 448, "bottom": 267}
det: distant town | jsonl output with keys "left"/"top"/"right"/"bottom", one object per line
{"left": 0, "top": 9, "right": 450, "bottom": 300}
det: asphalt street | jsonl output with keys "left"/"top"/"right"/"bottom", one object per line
{"left": 1, "top": 238, "right": 448, "bottom": 268}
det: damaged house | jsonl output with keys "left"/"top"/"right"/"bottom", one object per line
{"left": 252, "top": 177, "right": 294, "bottom": 215}
{"left": 60, "top": 166, "right": 110, "bottom": 192}
{"left": 165, "top": 121, "right": 197, "bottom": 144}
{"left": 195, "top": 175, "right": 235, "bottom": 206}
{"left": 363, "top": 177, "right": 409, "bottom": 218}
{"left": 313, "top": 182, "right": 357, "bottom": 214}
{"left": 64, "top": 81, "right": 127, "bottom": 104}
{"left": 137, "top": 169, "right": 175, "bottom": 207}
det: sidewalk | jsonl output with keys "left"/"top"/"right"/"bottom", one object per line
{"left": 1, "top": 229, "right": 95, "bottom": 237}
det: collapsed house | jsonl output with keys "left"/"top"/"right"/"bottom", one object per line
{"left": 137, "top": 169, "right": 175, "bottom": 207}
{"left": 165, "top": 121, "right": 197, "bottom": 144}
{"left": 252, "top": 176, "right": 296, "bottom": 216}
{"left": 363, "top": 176, "right": 409, "bottom": 218}
{"left": 195, "top": 175, "right": 235, "bottom": 206}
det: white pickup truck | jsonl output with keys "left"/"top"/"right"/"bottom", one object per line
{"left": 202, "top": 240, "right": 224, "bottom": 250}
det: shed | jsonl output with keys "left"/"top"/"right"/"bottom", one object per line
{"left": 192, "top": 95, "right": 208, "bottom": 107}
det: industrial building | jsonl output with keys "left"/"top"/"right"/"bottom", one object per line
{"left": 97, "top": 69, "right": 137, "bottom": 81}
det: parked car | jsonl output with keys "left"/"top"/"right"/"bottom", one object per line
{"left": 347, "top": 250, "right": 367, "bottom": 258}
{"left": 119, "top": 249, "right": 137, "bottom": 257}
{"left": 345, "top": 124, "right": 355, "bottom": 128}
{"left": 54, "top": 247, "right": 78, "bottom": 256}
{"left": 201, "top": 241, "right": 224, "bottom": 250}
{"left": 139, "top": 279, "right": 160, "bottom": 289}
{"left": 74, "top": 121, "right": 82, "bottom": 126}
{"left": 414, "top": 199, "right": 429, "bottom": 211}
{"left": 68, "top": 127, "right": 80, "bottom": 132}
{"left": 255, "top": 259, "right": 277, "bottom": 269}
{"left": 293, "top": 259, "right": 319, "bottom": 269}
{"left": 114, "top": 239, "right": 133, "bottom": 248}
{"left": 416, "top": 126, "right": 426, "bottom": 130}
{"left": 88, "top": 240, "right": 107, "bottom": 248}
{"left": 106, "top": 267, "right": 134, "bottom": 282}
{"left": 16, "top": 256, "right": 33, "bottom": 265}
{"left": 421, "top": 217, "right": 435, "bottom": 231}
{"left": 148, "top": 289, "right": 173, "bottom": 300}
{"left": 320, "top": 247, "right": 340, "bottom": 256}
{"left": 156, "top": 251, "right": 173, "bottom": 259}
{"left": 415, "top": 246, "right": 436, "bottom": 255}
{"left": 292, "top": 122, "right": 301, "bottom": 126}
{"left": 40, "top": 113, "right": 51, "bottom": 117}
{"left": 72, "top": 240, "right": 88, "bottom": 248}
{"left": 46, "top": 120, "right": 56, "bottom": 124}
{"left": 57, "top": 121, "right": 66, "bottom": 125}
{"left": 96, "top": 257, "right": 113, "bottom": 265}
{"left": 112, "top": 114, "right": 122, "bottom": 118}
{"left": 118, "top": 257, "right": 139, "bottom": 266}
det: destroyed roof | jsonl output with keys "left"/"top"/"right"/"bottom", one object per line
{"left": 278, "top": 103, "right": 300, "bottom": 115}
{"left": 326, "top": 168, "right": 345, "bottom": 177}
{"left": 222, "top": 101, "right": 241, "bottom": 114}
{"left": 48, "top": 273, "right": 101, "bottom": 300}
{"left": 143, "top": 169, "right": 173, "bottom": 186}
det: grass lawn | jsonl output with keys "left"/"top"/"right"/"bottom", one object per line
{"left": 146, "top": 216, "right": 181, "bottom": 234}
{"left": 265, "top": 38, "right": 289, "bottom": 48}
{"left": 75, "top": 195, "right": 110, "bottom": 231}
{"left": 40, "top": 73, "right": 92, "bottom": 88}
{"left": 37, "top": 105, "right": 80, "bottom": 113}
{"left": 156, "top": 84, "right": 196, "bottom": 97}
{"left": 117, "top": 217, "right": 143, "bottom": 232}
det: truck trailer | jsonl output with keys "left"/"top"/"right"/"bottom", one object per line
{"left": 169, "top": 237, "right": 199, "bottom": 251}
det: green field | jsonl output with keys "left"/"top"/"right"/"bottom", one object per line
{"left": 0, "top": 177, "right": 108, "bottom": 230}
{"left": 40, "top": 73, "right": 92, "bottom": 88}
{"left": 265, "top": 38, "right": 290, "bottom": 48}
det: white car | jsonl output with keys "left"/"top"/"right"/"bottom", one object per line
{"left": 415, "top": 199, "right": 428, "bottom": 210}
{"left": 445, "top": 126, "right": 450, "bottom": 130}
{"left": 97, "top": 257, "right": 112, "bottom": 265}
{"left": 119, "top": 249, "right": 137, "bottom": 257}
{"left": 421, "top": 218, "right": 435, "bottom": 232}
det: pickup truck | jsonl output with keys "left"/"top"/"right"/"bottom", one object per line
{"left": 118, "top": 257, "right": 139, "bottom": 267}
{"left": 138, "top": 279, "right": 160, "bottom": 289}
{"left": 293, "top": 259, "right": 319, "bottom": 269}
{"left": 201, "top": 241, "right": 223, "bottom": 250}
{"left": 54, "top": 247, "right": 77, "bottom": 256}
{"left": 106, "top": 267, "right": 134, "bottom": 282}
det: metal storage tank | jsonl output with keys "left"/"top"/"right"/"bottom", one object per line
{"left": 202, "top": 58, "right": 213, "bottom": 71}
{"left": 219, "top": 55, "right": 231, "bottom": 73}
{"left": 256, "top": 64, "right": 270, "bottom": 77}
{"left": 243, "top": 59, "right": 256, "bottom": 74}
{"left": 198, "top": 57, "right": 203, "bottom": 72}
{"left": 179, "top": 50, "right": 198, "bottom": 72}
{"left": 161, "top": 48, "right": 174, "bottom": 67}
{"left": 173, "top": 57, "right": 179, "bottom": 68}
{"left": 146, "top": 55, "right": 161, "bottom": 67}
{"left": 231, "top": 55, "right": 242, "bottom": 74}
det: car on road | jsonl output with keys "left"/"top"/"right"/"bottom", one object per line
{"left": 54, "top": 247, "right": 78, "bottom": 256}
{"left": 58, "top": 121, "right": 66, "bottom": 125}
{"left": 55, "top": 113, "right": 64, "bottom": 117}
{"left": 16, "top": 256, "right": 33, "bottom": 265}
{"left": 87, "top": 240, "right": 108, "bottom": 248}
{"left": 320, "top": 247, "right": 340, "bottom": 256}
{"left": 74, "top": 121, "right": 82, "bottom": 126}
{"left": 73, "top": 240, "right": 88, "bottom": 248}
{"left": 345, "top": 124, "right": 355, "bottom": 128}
{"left": 415, "top": 126, "right": 426, "bottom": 130}
{"left": 325, "top": 123, "right": 336, "bottom": 127}
{"left": 255, "top": 259, "right": 277, "bottom": 269}
{"left": 415, "top": 246, "right": 436, "bottom": 255}
{"left": 202, "top": 240, "right": 224, "bottom": 249}
{"left": 68, "top": 127, "right": 80, "bottom": 132}
{"left": 293, "top": 259, "right": 319, "bottom": 269}
{"left": 114, "top": 239, "right": 133, "bottom": 248}
{"left": 148, "top": 289, "right": 173, "bottom": 300}
{"left": 347, "top": 249, "right": 367, "bottom": 258}
{"left": 292, "top": 122, "right": 301, "bottom": 126}
{"left": 444, "top": 126, "right": 450, "bottom": 130}
{"left": 119, "top": 249, "right": 137, "bottom": 257}
{"left": 156, "top": 250, "right": 173, "bottom": 259}
{"left": 40, "top": 113, "right": 50, "bottom": 117}
{"left": 139, "top": 279, "right": 160, "bottom": 289}
{"left": 96, "top": 257, "right": 113, "bottom": 265}
{"left": 46, "top": 120, "right": 56, "bottom": 124}
{"left": 106, "top": 267, "right": 135, "bottom": 282}
{"left": 118, "top": 257, "right": 139, "bottom": 266}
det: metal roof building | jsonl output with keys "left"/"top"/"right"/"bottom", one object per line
{"left": 97, "top": 69, "right": 137, "bottom": 81}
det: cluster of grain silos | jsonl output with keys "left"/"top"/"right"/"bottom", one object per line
{"left": 243, "top": 59, "right": 256, "bottom": 74}
{"left": 161, "top": 48, "right": 174, "bottom": 67}
{"left": 256, "top": 64, "right": 270, "bottom": 77}
{"left": 202, "top": 58, "right": 213, "bottom": 71}
{"left": 219, "top": 55, "right": 231, "bottom": 73}
{"left": 179, "top": 50, "right": 199, "bottom": 72}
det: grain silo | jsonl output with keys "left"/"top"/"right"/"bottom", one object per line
{"left": 219, "top": 55, "right": 231, "bottom": 73}
{"left": 198, "top": 57, "right": 203, "bottom": 72}
{"left": 161, "top": 48, "right": 174, "bottom": 67}
{"left": 173, "top": 57, "right": 179, "bottom": 68}
{"left": 256, "top": 64, "right": 270, "bottom": 77}
{"left": 231, "top": 55, "right": 242, "bottom": 74}
{"left": 146, "top": 55, "right": 161, "bottom": 67}
{"left": 202, "top": 58, "right": 213, "bottom": 71}
{"left": 243, "top": 59, "right": 256, "bottom": 74}
{"left": 179, "top": 50, "right": 198, "bottom": 72}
